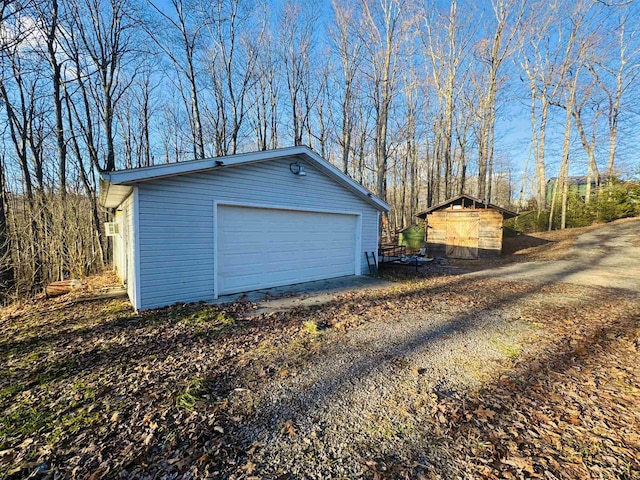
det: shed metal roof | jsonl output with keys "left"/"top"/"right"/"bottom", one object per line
{"left": 100, "top": 146, "right": 390, "bottom": 212}
{"left": 416, "top": 194, "right": 518, "bottom": 220}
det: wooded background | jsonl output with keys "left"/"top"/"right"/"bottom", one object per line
{"left": 1, "top": 0, "right": 639, "bottom": 298}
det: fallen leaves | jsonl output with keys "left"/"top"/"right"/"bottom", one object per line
{"left": 427, "top": 285, "right": 640, "bottom": 480}
{"left": 502, "top": 455, "right": 536, "bottom": 475}
{"left": 1, "top": 271, "right": 639, "bottom": 479}
{"left": 281, "top": 420, "right": 296, "bottom": 437}
{"left": 474, "top": 406, "right": 497, "bottom": 422}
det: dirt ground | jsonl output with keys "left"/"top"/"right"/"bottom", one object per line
{"left": 501, "top": 216, "right": 640, "bottom": 261}
{"left": 466, "top": 217, "right": 640, "bottom": 292}
{"left": 1, "top": 220, "right": 639, "bottom": 479}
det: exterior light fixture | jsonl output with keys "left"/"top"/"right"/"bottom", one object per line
{"left": 289, "top": 162, "right": 306, "bottom": 176}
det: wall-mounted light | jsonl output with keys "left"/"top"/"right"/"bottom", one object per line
{"left": 289, "top": 162, "right": 306, "bottom": 176}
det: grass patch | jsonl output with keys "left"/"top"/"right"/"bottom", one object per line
{"left": 50, "top": 408, "right": 101, "bottom": 445}
{"left": 70, "top": 381, "right": 96, "bottom": 404}
{"left": 1, "top": 380, "right": 100, "bottom": 450}
{"left": 0, "top": 404, "right": 54, "bottom": 448}
{"left": 103, "top": 300, "right": 131, "bottom": 315}
{"left": 183, "top": 308, "right": 236, "bottom": 329}
{"left": 175, "top": 378, "right": 211, "bottom": 412}
{"left": 490, "top": 336, "right": 521, "bottom": 359}
{"left": 303, "top": 320, "right": 321, "bottom": 335}
{"left": 0, "top": 383, "right": 23, "bottom": 404}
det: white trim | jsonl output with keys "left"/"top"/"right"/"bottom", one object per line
{"left": 104, "top": 147, "right": 305, "bottom": 184}
{"left": 355, "top": 215, "right": 362, "bottom": 275}
{"left": 213, "top": 199, "right": 219, "bottom": 299}
{"left": 213, "top": 200, "right": 362, "bottom": 298}
{"left": 132, "top": 187, "right": 142, "bottom": 311}
{"left": 215, "top": 199, "right": 361, "bottom": 217}
{"left": 301, "top": 148, "right": 389, "bottom": 211}
{"left": 376, "top": 211, "right": 380, "bottom": 263}
{"left": 100, "top": 146, "right": 390, "bottom": 212}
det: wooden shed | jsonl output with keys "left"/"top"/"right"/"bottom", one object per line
{"left": 416, "top": 194, "right": 517, "bottom": 259}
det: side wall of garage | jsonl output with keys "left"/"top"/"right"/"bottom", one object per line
{"left": 135, "top": 157, "right": 380, "bottom": 310}
{"left": 113, "top": 192, "right": 136, "bottom": 303}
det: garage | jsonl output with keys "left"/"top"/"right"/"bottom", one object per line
{"left": 216, "top": 205, "right": 359, "bottom": 295}
{"left": 100, "top": 146, "right": 389, "bottom": 311}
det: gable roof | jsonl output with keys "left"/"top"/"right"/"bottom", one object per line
{"left": 415, "top": 194, "right": 518, "bottom": 220}
{"left": 100, "top": 146, "right": 390, "bottom": 212}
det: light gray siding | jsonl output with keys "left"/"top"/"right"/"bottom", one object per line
{"left": 136, "top": 157, "right": 379, "bottom": 310}
{"left": 113, "top": 193, "right": 137, "bottom": 305}
{"left": 124, "top": 193, "right": 136, "bottom": 307}
{"left": 113, "top": 211, "right": 125, "bottom": 281}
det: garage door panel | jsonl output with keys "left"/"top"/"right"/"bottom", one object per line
{"left": 217, "top": 206, "right": 357, "bottom": 295}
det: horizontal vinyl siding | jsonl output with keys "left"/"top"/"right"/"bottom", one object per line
{"left": 120, "top": 194, "right": 136, "bottom": 304}
{"left": 136, "top": 157, "right": 379, "bottom": 310}
{"left": 113, "top": 213, "right": 124, "bottom": 281}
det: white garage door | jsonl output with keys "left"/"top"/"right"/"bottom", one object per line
{"left": 217, "top": 205, "right": 358, "bottom": 295}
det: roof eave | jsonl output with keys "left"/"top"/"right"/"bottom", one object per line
{"left": 298, "top": 148, "right": 390, "bottom": 212}
{"left": 100, "top": 177, "right": 133, "bottom": 209}
{"left": 99, "top": 146, "right": 390, "bottom": 212}
{"left": 415, "top": 193, "right": 518, "bottom": 219}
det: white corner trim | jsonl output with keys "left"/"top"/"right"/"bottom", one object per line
{"left": 213, "top": 199, "right": 219, "bottom": 300}
{"left": 376, "top": 211, "right": 380, "bottom": 264}
{"left": 355, "top": 215, "right": 362, "bottom": 275}
{"left": 133, "top": 186, "right": 142, "bottom": 311}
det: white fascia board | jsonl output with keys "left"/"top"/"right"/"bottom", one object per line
{"left": 100, "top": 146, "right": 390, "bottom": 212}
{"left": 103, "top": 147, "right": 308, "bottom": 185}
{"left": 298, "top": 148, "right": 390, "bottom": 213}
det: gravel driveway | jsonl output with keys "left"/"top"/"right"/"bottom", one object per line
{"left": 231, "top": 302, "right": 528, "bottom": 478}
{"left": 467, "top": 218, "right": 640, "bottom": 292}
{"left": 222, "top": 219, "right": 640, "bottom": 478}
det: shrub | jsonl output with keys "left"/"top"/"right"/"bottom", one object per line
{"left": 506, "top": 180, "right": 639, "bottom": 233}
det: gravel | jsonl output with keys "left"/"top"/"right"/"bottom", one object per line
{"left": 222, "top": 219, "right": 640, "bottom": 478}
{"left": 228, "top": 300, "right": 530, "bottom": 478}
{"left": 468, "top": 218, "right": 640, "bottom": 292}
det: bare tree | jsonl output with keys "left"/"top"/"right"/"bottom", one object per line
{"left": 203, "top": 0, "right": 263, "bottom": 155}
{"left": 519, "top": 0, "right": 560, "bottom": 211}
{"left": 147, "top": 0, "right": 206, "bottom": 159}
{"left": 571, "top": 69, "right": 601, "bottom": 202}
{"left": 421, "top": 0, "right": 473, "bottom": 200}
{"left": 547, "top": 0, "right": 593, "bottom": 229}
{"left": 277, "top": 1, "right": 318, "bottom": 147}
{"left": 474, "top": 0, "right": 523, "bottom": 203}
{"left": 116, "top": 61, "right": 158, "bottom": 168}
{"left": 359, "top": 0, "right": 407, "bottom": 213}
{"left": 0, "top": 155, "right": 14, "bottom": 297}
{"left": 590, "top": 9, "right": 640, "bottom": 177}
{"left": 67, "top": 0, "right": 139, "bottom": 172}
{"left": 331, "top": 0, "right": 364, "bottom": 174}
{"left": 0, "top": 20, "right": 49, "bottom": 290}
{"left": 248, "top": 17, "right": 280, "bottom": 152}
{"left": 35, "top": 0, "right": 67, "bottom": 195}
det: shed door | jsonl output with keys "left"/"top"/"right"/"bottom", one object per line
{"left": 217, "top": 205, "right": 358, "bottom": 296}
{"left": 445, "top": 211, "right": 479, "bottom": 259}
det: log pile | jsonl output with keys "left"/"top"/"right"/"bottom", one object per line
{"left": 45, "top": 279, "right": 82, "bottom": 297}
